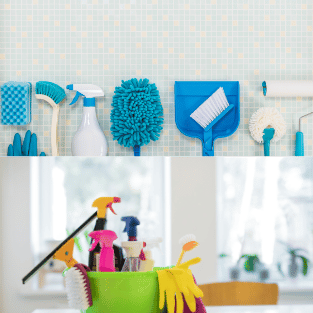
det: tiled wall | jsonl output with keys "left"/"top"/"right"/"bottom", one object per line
{"left": 0, "top": 0, "right": 312, "bottom": 156}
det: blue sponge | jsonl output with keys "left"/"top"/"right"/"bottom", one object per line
{"left": 110, "top": 78, "right": 164, "bottom": 152}
{"left": 1, "top": 81, "right": 32, "bottom": 125}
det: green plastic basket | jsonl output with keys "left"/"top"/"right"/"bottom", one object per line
{"left": 84, "top": 271, "right": 161, "bottom": 313}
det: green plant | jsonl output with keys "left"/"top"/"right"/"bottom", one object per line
{"left": 219, "top": 253, "right": 228, "bottom": 258}
{"left": 278, "top": 242, "right": 310, "bottom": 277}
{"left": 238, "top": 254, "right": 260, "bottom": 272}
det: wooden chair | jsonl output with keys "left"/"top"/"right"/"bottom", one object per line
{"left": 199, "top": 282, "right": 279, "bottom": 306}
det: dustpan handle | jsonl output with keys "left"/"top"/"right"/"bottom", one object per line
{"left": 203, "top": 128, "right": 214, "bottom": 156}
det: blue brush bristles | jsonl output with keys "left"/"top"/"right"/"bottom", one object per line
{"left": 36, "top": 81, "right": 66, "bottom": 104}
{"left": 110, "top": 78, "right": 164, "bottom": 152}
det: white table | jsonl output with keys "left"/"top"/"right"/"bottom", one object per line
{"left": 32, "top": 305, "right": 313, "bottom": 313}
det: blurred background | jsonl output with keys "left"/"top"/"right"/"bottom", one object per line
{"left": 0, "top": 157, "right": 312, "bottom": 312}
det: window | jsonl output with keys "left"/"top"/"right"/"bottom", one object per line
{"left": 30, "top": 157, "right": 169, "bottom": 290}
{"left": 217, "top": 158, "right": 313, "bottom": 285}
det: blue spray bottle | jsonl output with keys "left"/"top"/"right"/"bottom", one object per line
{"left": 66, "top": 84, "right": 108, "bottom": 156}
{"left": 121, "top": 216, "right": 144, "bottom": 272}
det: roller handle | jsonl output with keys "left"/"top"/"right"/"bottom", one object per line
{"left": 203, "top": 128, "right": 214, "bottom": 156}
{"left": 264, "top": 139, "right": 271, "bottom": 156}
{"left": 295, "top": 132, "right": 304, "bottom": 156}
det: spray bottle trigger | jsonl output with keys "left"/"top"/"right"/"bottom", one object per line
{"left": 69, "top": 91, "right": 83, "bottom": 106}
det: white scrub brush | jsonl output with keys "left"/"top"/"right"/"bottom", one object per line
{"left": 249, "top": 107, "right": 286, "bottom": 156}
{"left": 190, "top": 87, "right": 231, "bottom": 128}
{"left": 64, "top": 263, "right": 93, "bottom": 311}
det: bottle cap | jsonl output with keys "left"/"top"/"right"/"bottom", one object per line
{"left": 121, "top": 216, "right": 140, "bottom": 238}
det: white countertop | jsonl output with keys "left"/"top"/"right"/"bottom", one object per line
{"left": 32, "top": 305, "right": 313, "bottom": 313}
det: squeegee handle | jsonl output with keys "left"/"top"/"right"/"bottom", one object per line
{"left": 264, "top": 140, "right": 270, "bottom": 156}
{"left": 295, "top": 132, "right": 304, "bottom": 156}
{"left": 22, "top": 211, "right": 97, "bottom": 284}
{"left": 203, "top": 128, "right": 214, "bottom": 156}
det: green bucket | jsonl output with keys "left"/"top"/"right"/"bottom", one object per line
{"left": 84, "top": 271, "right": 161, "bottom": 313}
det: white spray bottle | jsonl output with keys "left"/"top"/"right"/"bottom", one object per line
{"left": 66, "top": 84, "right": 108, "bottom": 156}
{"left": 139, "top": 237, "right": 162, "bottom": 272}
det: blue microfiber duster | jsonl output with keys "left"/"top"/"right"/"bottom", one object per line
{"left": 110, "top": 78, "right": 163, "bottom": 156}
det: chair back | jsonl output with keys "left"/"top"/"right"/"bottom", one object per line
{"left": 199, "top": 282, "right": 279, "bottom": 306}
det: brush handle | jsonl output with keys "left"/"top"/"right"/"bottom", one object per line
{"left": 264, "top": 139, "right": 270, "bottom": 156}
{"left": 134, "top": 145, "right": 140, "bottom": 156}
{"left": 176, "top": 250, "right": 185, "bottom": 266}
{"left": 203, "top": 127, "right": 214, "bottom": 156}
{"left": 51, "top": 106, "right": 60, "bottom": 156}
{"left": 295, "top": 132, "right": 304, "bottom": 156}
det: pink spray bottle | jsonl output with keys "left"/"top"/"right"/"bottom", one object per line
{"left": 89, "top": 230, "right": 117, "bottom": 272}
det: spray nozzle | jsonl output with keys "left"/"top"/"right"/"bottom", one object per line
{"left": 92, "top": 197, "right": 121, "bottom": 219}
{"left": 121, "top": 216, "right": 140, "bottom": 238}
{"left": 88, "top": 230, "right": 117, "bottom": 251}
{"left": 66, "top": 84, "right": 104, "bottom": 107}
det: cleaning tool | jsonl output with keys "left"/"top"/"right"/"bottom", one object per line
{"left": 88, "top": 197, "right": 124, "bottom": 272}
{"left": 249, "top": 107, "right": 287, "bottom": 156}
{"left": 190, "top": 87, "right": 233, "bottom": 128}
{"left": 1, "top": 81, "right": 32, "bottom": 125}
{"left": 67, "top": 84, "right": 108, "bottom": 156}
{"left": 53, "top": 238, "right": 77, "bottom": 267}
{"left": 110, "top": 78, "right": 164, "bottom": 156}
{"left": 176, "top": 234, "right": 199, "bottom": 266}
{"left": 190, "top": 87, "right": 234, "bottom": 156}
{"left": 89, "top": 230, "right": 117, "bottom": 272}
{"left": 64, "top": 263, "right": 93, "bottom": 310}
{"left": 295, "top": 112, "right": 313, "bottom": 156}
{"left": 53, "top": 238, "right": 93, "bottom": 310}
{"left": 35, "top": 81, "right": 66, "bottom": 156}
{"left": 262, "top": 81, "right": 313, "bottom": 155}
{"left": 157, "top": 258, "right": 204, "bottom": 313}
{"left": 7, "top": 130, "right": 46, "bottom": 156}
{"left": 23, "top": 196, "right": 119, "bottom": 284}
{"left": 262, "top": 81, "right": 313, "bottom": 97}
{"left": 175, "top": 81, "right": 240, "bottom": 156}
{"left": 121, "top": 216, "right": 146, "bottom": 260}
{"left": 121, "top": 240, "right": 144, "bottom": 272}
{"left": 139, "top": 237, "right": 162, "bottom": 272}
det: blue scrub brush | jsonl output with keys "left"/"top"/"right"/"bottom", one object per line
{"left": 35, "top": 81, "right": 66, "bottom": 156}
{"left": 110, "top": 78, "right": 163, "bottom": 156}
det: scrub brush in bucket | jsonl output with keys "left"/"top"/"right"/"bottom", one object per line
{"left": 190, "top": 87, "right": 234, "bottom": 156}
{"left": 54, "top": 239, "right": 93, "bottom": 311}
{"left": 35, "top": 81, "right": 66, "bottom": 156}
{"left": 64, "top": 263, "right": 93, "bottom": 311}
{"left": 176, "top": 234, "right": 199, "bottom": 266}
{"left": 110, "top": 78, "right": 164, "bottom": 156}
{"left": 249, "top": 107, "right": 286, "bottom": 156}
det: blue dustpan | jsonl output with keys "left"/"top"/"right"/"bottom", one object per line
{"left": 175, "top": 81, "right": 240, "bottom": 156}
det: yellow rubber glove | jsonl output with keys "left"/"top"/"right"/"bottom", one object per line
{"left": 157, "top": 257, "right": 203, "bottom": 313}
{"left": 167, "top": 257, "right": 204, "bottom": 312}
